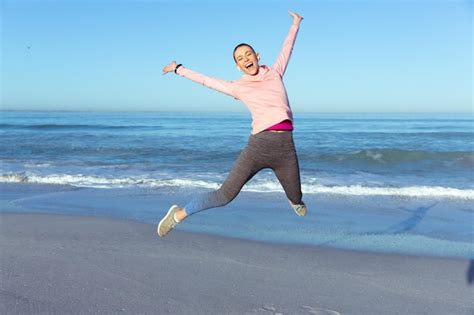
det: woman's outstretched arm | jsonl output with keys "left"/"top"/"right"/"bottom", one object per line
{"left": 273, "top": 11, "right": 303, "bottom": 77}
{"left": 162, "top": 61, "right": 238, "bottom": 98}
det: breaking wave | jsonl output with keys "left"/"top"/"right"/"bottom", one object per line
{"left": 1, "top": 173, "right": 473, "bottom": 200}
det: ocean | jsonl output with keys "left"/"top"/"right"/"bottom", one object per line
{"left": 1, "top": 111, "right": 473, "bottom": 257}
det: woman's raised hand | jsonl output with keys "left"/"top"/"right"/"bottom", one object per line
{"left": 162, "top": 61, "right": 178, "bottom": 75}
{"left": 289, "top": 11, "right": 303, "bottom": 25}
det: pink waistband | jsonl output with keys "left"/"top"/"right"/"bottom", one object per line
{"left": 266, "top": 119, "right": 293, "bottom": 131}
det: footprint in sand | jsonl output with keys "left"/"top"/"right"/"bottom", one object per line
{"left": 301, "top": 305, "right": 341, "bottom": 315}
{"left": 260, "top": 305, "right": 283, "bottom": 314}
{"left": 258, "top": 304, "right": 340, "bottom": 315}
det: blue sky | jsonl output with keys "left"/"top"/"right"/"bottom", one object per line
{"left": 1, "top": 0, "right": 472, "bottom": 113}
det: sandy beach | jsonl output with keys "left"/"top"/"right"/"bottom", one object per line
{"left": 1, "top": 212, "right": 472, "bottom": 314}
{"left": 3, "top": 1, "right": 473, "bottom": 313}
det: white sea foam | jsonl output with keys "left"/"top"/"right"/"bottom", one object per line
{"left": 244, "top": 179, "right": 474, "bottom": 200}
{"left": 0, "top": 173, "right": 221, "bottom": 190}
{"left": 303, "top": 183, "right": 474, "bottom": 200}
{"left": 1, "top": 173, "right": 473, "bottom": 200}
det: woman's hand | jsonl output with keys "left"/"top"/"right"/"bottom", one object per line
{"left": 289, "top": 11, "right": 303, "bottom": 25}
{"left": 162, "top": 61, "right": 178, "bottom": 75}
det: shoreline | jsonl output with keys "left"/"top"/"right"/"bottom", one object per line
{"left": 1, "top": 208, "right": 471, "bottom": 261}
{"left": 1, "top": 212, "right": 473, "bottom": 314}
{"left": 1, "top": 182, "right": 472, "bottom": 259}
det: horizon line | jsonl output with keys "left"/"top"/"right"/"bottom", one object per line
{"left": 1, "top": 109, "right": 472, "bottom": 114}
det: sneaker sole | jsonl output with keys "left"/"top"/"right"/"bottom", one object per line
{"left": 288, "top": 200, "right": 307, "bottom": 217}
{"left": 157, "top": 204, "right": 179, "bottom": 237}
{"left": 295, "top": 209, "right": 307, "bottom": 217}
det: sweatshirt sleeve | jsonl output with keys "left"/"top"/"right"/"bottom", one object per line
{"left": 272, "top": 23, "right": 300, "bottom": 77}
{"left": 176, "top": 66, "right": 237, "bottom": 98}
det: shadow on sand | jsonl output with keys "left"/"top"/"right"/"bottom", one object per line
{"left": 321, "top": 202, "right": 438, "bottom": 246}
{"left": 382, "top": 202, "right": 437, "bottom": 234}
{"left": 319, "top": 202, "right": 474, "bottom": 285}
{"left": 467, "top": 260, "right": 474, "bottom": 285}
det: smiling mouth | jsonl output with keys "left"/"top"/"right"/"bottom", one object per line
{"left": 245, "top": 62, "right": 254, "bottom": 69}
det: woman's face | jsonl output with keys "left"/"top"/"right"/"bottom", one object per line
{"left": 234, "top": 45, "right": 260, "bottom": 75}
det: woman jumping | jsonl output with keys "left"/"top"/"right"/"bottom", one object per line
{"left": 158, "top": 11, "right": 307, "bottom": 237}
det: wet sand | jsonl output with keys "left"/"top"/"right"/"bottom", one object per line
{"left": 0, "top": 213, "right": 472, "bottom": 314}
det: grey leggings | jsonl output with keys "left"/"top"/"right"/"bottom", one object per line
{"left": 184, "top": 131, "right": 303, "bottom": 215}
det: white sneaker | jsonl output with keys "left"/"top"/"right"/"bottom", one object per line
{"left": 157, "top": 205, "right": 181, "bottom": 237}
{"left": 289, "top": 200, "right": 307, "bottom": 217}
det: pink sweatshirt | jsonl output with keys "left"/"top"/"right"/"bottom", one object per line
{"left": 176, "top": 23, "right": 300, "bottom": 135}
